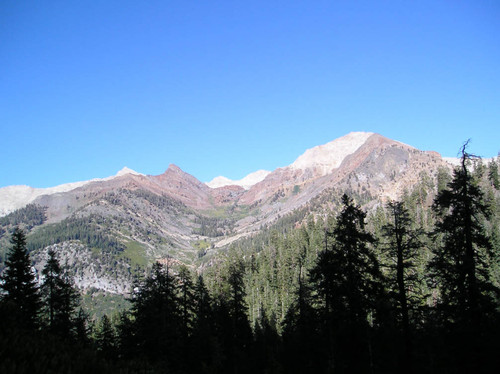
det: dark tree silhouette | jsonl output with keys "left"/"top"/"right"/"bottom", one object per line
{"left": 382, "top": 201, "right": 423, "bottom": 373}
{"left": 282, "top": 255, "right": 318, "bottom": 373}
{"left": 178, "top": 265, "right": 195, "bottom": 338}
{"left": 95, "top": 314, "right": 117, "bottom": 359}
{"left": 310, "top": 194, "right": 384, "bottom": 373}
{"left": 41, "top": 248, "right": 79, "bottom": 337}
{"left": 129, "top": 262, "right": 181, "bottom": 367}
{"left": 1, "top": 227, "right": 41, "bottom": 330}
{"left": 430, "top": 143, "right": 499, "bottom": 372}
{"left": 191, "top": 275, "right": 218, "bottom": 372}
{"left": 225, "top": 259, "right": 253, "bottom": 374}
{"left": 430, "top": 144, "right": 497, "bottom": 324}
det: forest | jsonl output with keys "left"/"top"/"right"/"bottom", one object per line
{"left": 1, "top": 150, "right": 499, "bottom": 373}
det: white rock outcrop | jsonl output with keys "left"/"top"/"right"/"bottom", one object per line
{"left": 206, "top": 169, "right": 271, "bottom": 190}
{"left": 289, "top": 132, "right": 374, "bottom": 176}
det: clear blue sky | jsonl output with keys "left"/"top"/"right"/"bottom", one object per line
{"left": 1, "top": 0, "right": 499, "bottom": 188}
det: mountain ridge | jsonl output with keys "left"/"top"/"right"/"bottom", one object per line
{"left": 0, "top": 167, "right": 142, "bottom": 217}
{"left": 0, "top": 131, "right": 463, "bottom": 297}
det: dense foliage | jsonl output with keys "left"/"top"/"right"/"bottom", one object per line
{"left": 27, "top": 215, "right": 125, "bottom": 254}
{"left": 0, "top": 203, "right": 47, "bottom": 232}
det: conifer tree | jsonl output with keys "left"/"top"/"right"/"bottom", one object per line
{"left": 177, "top": 264, "right": 196, "bottom": 371}
{"left": 382, "top": 201, "right": 423, "bottom": 372}
{"left": 191, "top": 275, "right": 218, "bottom": 372}
{"left": 430, "top": 144, "right": 497, "bottom": 325}
{"left": 214, "top": 258, "right": 252, "bottom": 373}
{"left": 95, "top": 314, "right": 116, "bottom": 359}
{"left": 310, "top": 194, "right": 384, "bottom": 372}
{"left": 488, "top": 159, "right": 499, "bottom": 189}
{"left": 429, "top": 144, "right": 499, "bottom": 372}
{"left": 227, "top": 259, "right": 252, "bottom": 349}
{"left": 74, "top": 307, "right": 91, "bottom": 346}
{"left": 282, "top": 255, "right": 318, "bottom": 373}
{"left": 178, "top": 265, "right": 195, "bottom": 338}
{"left": 130, "top": 262, "right": 180, "bottom": 365}
{"left": 41, "top": 248, "right": 79, "bottom": 337}
{"left": 1, "top": 227, "right": 41, "bottom": 329}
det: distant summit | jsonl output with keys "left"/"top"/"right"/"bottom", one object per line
{"left": 290, "top": 132, "right": 375, "bottom": 175}
{"left": 0, "top": 167, "right": 142, "bottom": 216}
{"left": 116, "top": 167, "right": 142, "bottom": 177}
{"left": 206, "top": 170, "right": 271, "bottom": 190}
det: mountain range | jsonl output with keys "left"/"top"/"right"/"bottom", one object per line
{"left": 0, "top": 132, "right": 458, "bottom": 295}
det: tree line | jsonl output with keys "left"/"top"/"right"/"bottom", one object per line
{"left": 1, "top": 148, "right": 499, "bottom": 373}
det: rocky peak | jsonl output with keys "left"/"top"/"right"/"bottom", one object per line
{"left": 116, "top": 167, "right": 142, "bottom": 177}
{"left": 206, "top": 169, "right": 271, "bottom": 190}
{"left": 289, "top": 132, "right": 374, "bottom": 176}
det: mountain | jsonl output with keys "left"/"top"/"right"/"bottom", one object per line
{"left": 206, "top": 170, "right": 271, "bottom": 189}
{"left": 290, "top": 131, "right": 375, "bottom": 175}
{"left": 0, "top": 132, "right": 456, "bottom": 297}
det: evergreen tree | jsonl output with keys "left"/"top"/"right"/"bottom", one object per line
{"left": 129, "top": 261, "right": 181, "bottom": 367}
{"left": 177, "top": 264, "right": 196, "bottom": 372}
{"left": 382, "top": 201, "right": 424, "bottom": 373}
{"left": 95, "top": 314, "right": 116, "bottom": 359}
{"left": 191, "top": 275, "right": 219, "bottom": 372}
{"left": 310, "top": 194, "right": 384, "bottom": 373}
{"left": 41, "top": 248, "right": 79, "bottom": 338}
{"left": 488, "top": 159, "right": 499, "bottom": 189}
{"left": 429, "top": 144, "right": 499, "bottom": 372}
{"left": 226, "top": 259, "right": 252, "bottom": 372}
{"left": 282, "top": 255, "right": 318, "bottom": 373}
{"left": 178, "top": 265, "right": 195, "bottom": 338}
{"left": 430, "top": 145, "right": 497, "bottom": 324}
{"left": 0, "top": 227, "right": 41, "bottom": 330}
{"left": 74, "top": 307, "right": 91, "bottom": 346}
{"left": 209, "top": 257, "right": 253, "bottom": 373}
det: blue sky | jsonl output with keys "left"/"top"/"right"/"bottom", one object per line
{"left": 1, "top": 0, "right": 499, "bottom": 188}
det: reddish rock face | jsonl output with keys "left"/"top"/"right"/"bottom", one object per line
{"left": 148, "top": 164, "right": 214, "bottom": 210}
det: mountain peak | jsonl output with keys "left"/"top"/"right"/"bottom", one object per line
{"left": 206, "top": 170, "right": 271, "bottom": 189}
{"left": 167, "top": 164, "right": 182, "bottom": 172}
{"left": 290, "top": 132, "right": 374, "bottom": 176}
{"left": 116, "top": 167, "right": 142, "bottom": 177}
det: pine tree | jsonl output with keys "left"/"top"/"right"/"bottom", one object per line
{"left": 95, "top": 314, "right": 116, "bottom": 359}
{"left": 429, "top": 143, "right": 499, "bottom": 372}
{"left": 191, "top": 274, "right": 221, "bottom": 372}
{"left": 1, "top": 227, "right": 41, "bottom": 330}
{"left": 430, "top": 145, "right": 497, "bottom": 325}
{"left": 227, "top": 259, "right": 252, "bottom": 350}
{"left": 178, "top": 265, "right": 195, "bottom": 338}
{"left": 212, "top": 258, "right": 253, "bottom": 374}
{"left": 310, "top": 194, "right": 384, "bottom": 373}
{"left": 488, "top": 159, "right": 499, "bottom": 189}
{"left": 382, "top": 201, "right": 424, "bottom": 373}
{"left": 177, "top": 265, "right": 196, "bottom": 371}
{"left": 41, "top": 248, "right": 79, "bottom": 337}
{"left": 74, "top": 307, "right": 91, "bottom": 346}
{"left": 129, "top": 262, "right": 181, "bottom": 365}
{"left": 282, "top": 255, "right": 318, "bottom": 373}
